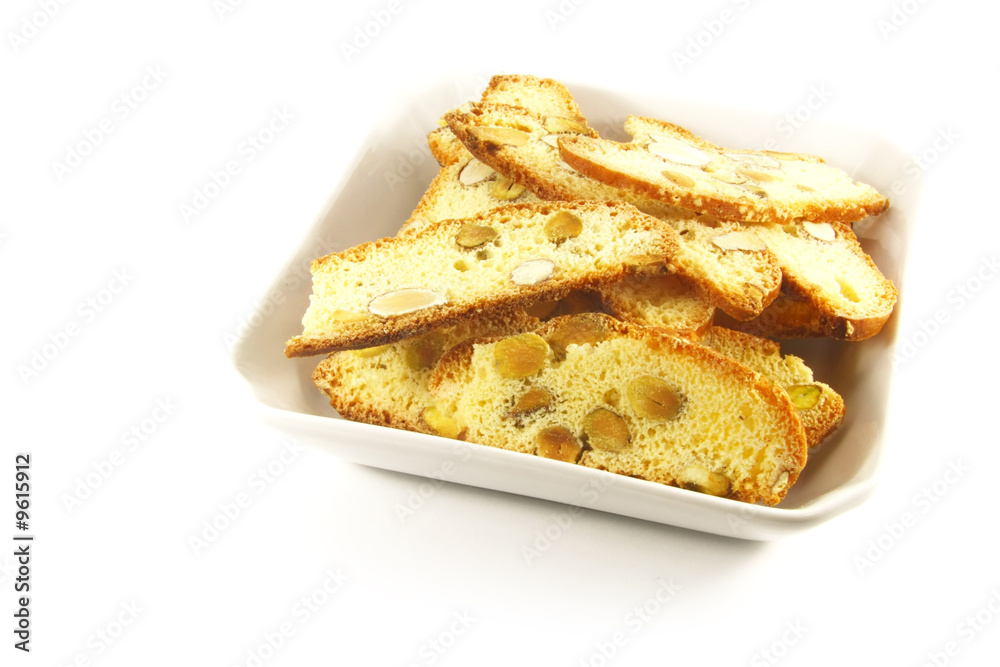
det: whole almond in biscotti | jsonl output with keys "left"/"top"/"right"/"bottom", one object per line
{"left": 284, "top": 200, "right": 679, "bottom": 357}
{"left": 557, "top": 115, "right": 890, "bottom": 226}
{"left": 427, "top": 313, "right": 808, "bottom": 506}
{"left": 445, "top": 102, "right": 783, "bottom": 321}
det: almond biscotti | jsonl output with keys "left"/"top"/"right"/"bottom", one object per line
{"left": 398, "top": 156, "right": 541, "bottom": 237}
{"left": 557, "top": 115, "right": 889, "bottom": 225}
{"left": 702, "top": 326, "right": 844, "bottom": 448}
{"left": 445, "top": 102, "right": 784, "bottom": 321}
{"left": 428, "top": 74, "right": 592, "bottom": 167}
{"left": 745, "top": 221, "right": 897, "bottom": 340}
{"left": 428, "top": 313, "right": 808, "bottom": 505}
{"left": 284, "top": 201, "right": 679, "bottom": 357}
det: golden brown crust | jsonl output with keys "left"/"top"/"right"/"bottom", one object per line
{"left": 430, "top": 314, "right": 808, "bottom": 505}
{"left": 285, "top": 200, "right": 679, "bottom": 357}
{"left": 557, "top": 115, "right": 891, "bottom": 225}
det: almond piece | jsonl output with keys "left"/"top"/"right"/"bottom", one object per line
{"left": 802, "top": 221, "right": 836, "bottom": 241}
{"left": 470, "top": 126, "right": 530, "bottom": 147}
{"left": 711, "top": 231, "right": 768, "bottom": 252}
{"left": 724, "top": 152, "right": 782, "bottom": 169}
{"left": 368, "top": 288, "right": 447, "bottom": 318}
{"left": 647, "top": 135, "right": 713, "bottom": 167}
{"left": 511, "top": 259, "right": 555, "bottom": 286}
{"left": 662, "top": 170, "right": 697, "bottom": 188}
{"left": 458, "top": 158, "right": 494, "bottom": 185}
{"left": 544, "top": 116, "right": 588, "bottom": 134}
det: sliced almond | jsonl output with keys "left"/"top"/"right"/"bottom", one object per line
{"left": 544, "top": 116, "right": 589, "bottom": 134}
{"left": 738, "top": 167, "right": 782, "bottom": 183}
{"left": 647, "top": 135, "right": 713, "bottom": 167}
{"left": 511, "top": 259, "right": 555, "bottom": 286}
{"left": 470, "top": 126, "right": 530, "bottom": 147}
{"left": 662, "top": 169, "right": 697, "bottom": 188}
{"left": 802, "top": 221, "right": 836, "bottom": 242}
{"left": 458, "top": 158, "right": 494, "bottom": 185}
{"left": 711, "top": 231, "right": 768, "bottom": 252}
{"left": 724, "top": 152, "right": 782, "bottom": 169}
{"left": 540, "top": 134, "right": 561, "bottom": 148}
{"left": 368, "top": 288, "right": 447, "bottom": 318}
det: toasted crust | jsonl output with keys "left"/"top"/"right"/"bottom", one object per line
{"left": 702, "top": 326, "right": 845, "bottom": 448}
{"left": 598, "top": 271, "right": 715, "bottom": 339}
{"left": 428, "top": 74, "right": 591, "bottom": 167}
{"left": 746, "top": 221, "right": 897, "bottom": 340}
{"left": 285, "top": 200, "right": 679, "bottom": 357}
{"left": 429, "top": 314, "right": 808, "bottom": 505}
{"left": 557, "top": 115, "right": 890, "bottom": 225}
{"left": 445, "top": 102, "right": 784, "bottom": 320}
{"left": 398, "top": 156, "right": 541, "bottom": 237}
{"left": 312, "top": 311, "right": 539, "bottom": 433}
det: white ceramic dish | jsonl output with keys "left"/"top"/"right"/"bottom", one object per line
{"left": 231, "top": 76, "right": 919, "bottom": 540}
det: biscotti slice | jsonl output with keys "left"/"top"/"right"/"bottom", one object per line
{"left": 398, "top": 156, "right": 541, "bottom": 237}
{"left": 745, "top": 221, "right": 897, "bottom": 340}
{"left": 598, "top": 271, "right": 715, "bottom": 339}
{"left": 702, "top": 326, "right": 844, "bottom": 448}
{"left": 712, "top": 283, "right": 843, "bottom": 339}
{"left": 312, "top": 310, "right": 539, "bottom": 435}
{"left": 428, "top": 313, "right": 808, "bottom": 505}
{"left": 445, "top": 102, "right": 783, "bottom": 320}
{"left": 557, "top": 115, "right": 890, "bottom": 225}
{"left": 428, "top": 74, "right": 592, "bottom": 167}
{"left": 285, "top": 200, "right": 679, "bottom": 357}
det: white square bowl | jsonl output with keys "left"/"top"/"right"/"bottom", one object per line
{"left": 231, "top": 76, "right": 920, "bottom": 540}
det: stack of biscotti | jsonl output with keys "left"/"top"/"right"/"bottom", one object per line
{"left": 287, "top": 74, "right": 896, "bottom": 506}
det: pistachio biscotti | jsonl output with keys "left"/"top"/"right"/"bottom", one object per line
{"left": 284, "top": 201, "right": 679, "bottom": 357}
{"left": 701, "top": 326, "right": 844, "bottom": 448}
{"left": 557, "top": 115, "right": 890, "bottom": 225}
{"left": 312, "top": 310, "right": 539, "bottom": 435}
{"left": 428, "top": 313, "right": 808, "bottom": 505}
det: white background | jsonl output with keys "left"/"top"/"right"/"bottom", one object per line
{"left": 3, "top": 0, "right": 999, "bottom": 665}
